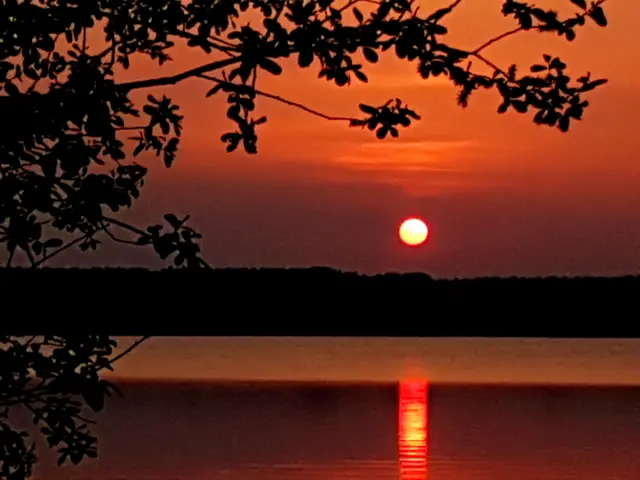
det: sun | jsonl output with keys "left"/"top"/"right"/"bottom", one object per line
{"left": 399, "top": 218, "right": 429, "bottom": 247}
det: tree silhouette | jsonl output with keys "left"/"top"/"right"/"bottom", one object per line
{"left": 0, "top": 0, "right": 609, "bottom": 268}
{"left": 0, "top": 335, "right": 149, "bottom": 480}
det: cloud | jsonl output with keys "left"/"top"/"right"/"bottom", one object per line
{"left": 328, "top": 138, "right": 489, "bottom": 196}
{"left": 338, "top": 137, "right": 477, "bottom": 158}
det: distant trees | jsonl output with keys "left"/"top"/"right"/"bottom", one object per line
{"left": 0, "top": 335, "right": 148, "bottom": 480}
{"left": 0, "top": 0, "right": 609, "bottom": 269}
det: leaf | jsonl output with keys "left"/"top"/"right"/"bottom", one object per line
{"left": 353, "top": 7, "right": 364, "bottom": 23}
{"left": 163, "top": 213, "right": 182, "bottom": 229}
{"left": 82, "top": 385, "right": 105, "bottom": 412}
{"left": 529, "top": 64, "right": 547, "bottom": 73}
{"left": 534, "top": 110, "right": 547, "bottom": 125}
{"left": 143, "top": 105, "right": 157, "bottom": 116}
{"left": 44, "top": 238, "right": 64, "bottom": 249}
{"left": 580, "top": 78, "right": 608, "bottom": 92}
{"left": 163, "top": 137, "right": 179, "bottom": 168}
{"left": 511, "top": 100, "right": 528, "bottom": 113}
{"left": 570, "top": 0, "right": 587, "bottom": 9}
{"left": 297, "top": 50, "right": 314, "bottom": 68}
{"left": 120, "top": 55, "right": 130, "bottom": 69}
{"left": 258, "top": 58, "right": 282, "bottom": 75}
{"left": 335, "top": 71, "right": 349, "bottom": 86}
{"left": 362, "top": 47, "right": 378, "bottom": 63}
{"left": 588, "top": 6, "right": 607, "bottom": 26}
{"left": 358, "top": 104, "right": 377, "bottom": 115}
{"left": 376, "top": 126, "right": 389, "bottom": 139}
{"left": 354, "top": 70, "right": 368, "bottom": 83}
{"left": 153, "top": 238, "right": 177, "bottom": 259}
{"left": 205, "top": 84, "right": 223, "bottom": 97}
{"left": 133, "top": 142, "right": 146, "bottom": 156}
{"left": 136, "top": 236, "right": 151, "bottom": 245}
{"left": 558, "top": 115, "right": 570, "bottom": 132}
{"left": 4, "top": 81, "right": 19, "bottom": 96}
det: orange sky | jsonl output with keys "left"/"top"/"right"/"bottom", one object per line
{"left": 54, "top": 0, "right": 640, "bottom": 277}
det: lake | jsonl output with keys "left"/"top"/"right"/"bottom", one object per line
{"left": 31, "top": 338, "right": 640, "bottom": 480}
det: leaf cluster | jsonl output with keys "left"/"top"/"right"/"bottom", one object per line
{"left": 0, "top": 336, "right": 125, "bottom": 478}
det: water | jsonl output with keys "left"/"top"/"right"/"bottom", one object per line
{"left": 28, "top": 338, "right": 640, "bottom": 480}
{"left": 104, "top": 337, "right": 640, "bottom": 385}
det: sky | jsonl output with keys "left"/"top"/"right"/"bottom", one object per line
{"left": 55, "top": 0, "right": 640, "bottom": 277}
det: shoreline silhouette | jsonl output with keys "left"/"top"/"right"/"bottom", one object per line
{"left": 2, "top": 267, "right": 638, "bottom": 335}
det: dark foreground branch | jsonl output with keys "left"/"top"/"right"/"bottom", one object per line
{"left": 117, "top": 57, "right": 240, "bottom": 91}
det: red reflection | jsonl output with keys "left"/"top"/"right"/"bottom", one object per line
{"left": 399, "top": 380, "right": 428, "bottom": 480}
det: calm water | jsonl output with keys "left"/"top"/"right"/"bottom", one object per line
{"left": 28, "top": 338, "right": 640, "bottom": 480}
{"left": 28, "top": 380, "right": 640, "bottom": 480}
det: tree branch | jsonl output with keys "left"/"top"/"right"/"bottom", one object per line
{"left": 30, "top": 232, "right": 96, "bottom": 269}
{"left": 472, "top": 26, "right": 523, "bottom": 55}
{"left": 101, "top": 215, "right": 148, "bottom": 237}
{"left": 471, "top": 0, "right": 609, "bottom": 55}
{"left": 471, "top": 52, "right": 509, "bottom": 78}
{"left": 101, "top": 224, "right": 139, "bottom": 245}
{"left": 6, "top": 248, "right": 15, "bottom": 268}
{"left": 97, "top": 336, "right": 151, "bottom": 372}
{"left": 117, "top": 57, "right": 241, "bottom": 91}
{"left": 197, "top": 74, "right": 356, "bottom": 122}
{"left": 172, "top": 29, "right": 239, "bottom": 55}
{"left": 101, "top": 215, "right": 213, "bottom": 269}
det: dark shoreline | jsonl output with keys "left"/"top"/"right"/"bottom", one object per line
{"left": 3, "top": 267, "right": 640, "bottom": 335}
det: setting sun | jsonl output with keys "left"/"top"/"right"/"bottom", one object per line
{"left": 399, "top": 218, "right": 429, "bottom": 247}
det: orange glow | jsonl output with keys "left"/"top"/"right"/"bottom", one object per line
{"left": 399, "top": 380, "right": 429, "bottom": 480}
{"left": 399, "top": 218, "right": 429, "bottom": 246}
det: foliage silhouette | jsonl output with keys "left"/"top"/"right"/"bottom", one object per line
{"left": 0, "top": 336, "right": 148, "bottom": 480}
{"left": 0, "top": 0, "right": 610, "bottom": 269}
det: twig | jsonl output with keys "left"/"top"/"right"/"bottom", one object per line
{"left": 101, "top": 215, "right": 148, "bottom": 236}
{"left": 101, "top": 216, "right": 213, "bottom": 269}
{"left": 197, "top": 74, "right": 357, "bottom": 122}
{"left": 30, "top": 233, "right": 95, "bottom": 269}
{"left": 471, "top": 0, "right": 610, "bottom": 55}
{"left": 99, "top": 336, "right": 151, "bottom": 371}
{"left": 6, "top": 249, "right": 15, "bottom": 268}
{"left": 472, "top": 27, "right": 523, "bottom": 54}
{"left": 101, "top": 224, "right": 139, "bottom": 245}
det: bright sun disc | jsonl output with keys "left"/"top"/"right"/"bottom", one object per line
{"left": 399, "top": 218, "right": 429, "bottom": 246}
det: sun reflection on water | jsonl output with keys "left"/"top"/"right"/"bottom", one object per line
{"left": 399, "top": 380, "right": 428, "bottom": 480}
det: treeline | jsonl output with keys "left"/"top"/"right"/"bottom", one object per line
{"left": 1, "top": 267, "right": 639, "bottom": 337}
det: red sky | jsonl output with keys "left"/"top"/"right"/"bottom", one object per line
{"left": 54, "top": 0, "right": 640, "bottom": 277}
